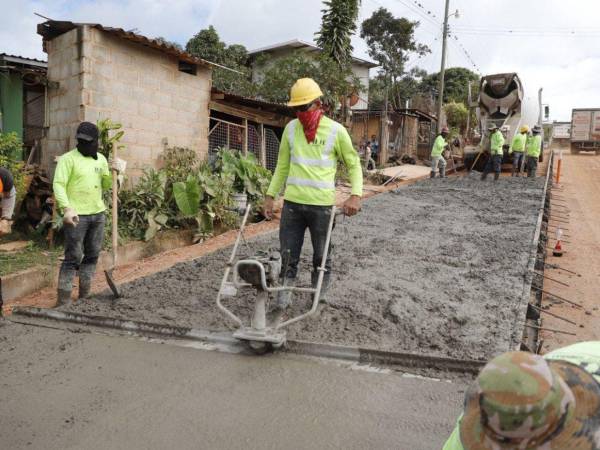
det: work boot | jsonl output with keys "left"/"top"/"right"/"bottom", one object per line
{"left": 494, "top": 172, "right": 500, "bottom": 181}
{"left": 439, "top": 167, "right": 446, "bottom": 179}
{"left": 480, "top": 172, "right": 488, "bottom": 181}
{"left": 78, "top": 264, "right": 96, "bottom": 299}
{"left": 311, "top": 271, "right": 331, "bottom": 304}
{"left": 57, "top": 267, "right": 75, "bottom": 306}
{"left": 430, "top": 171, "right": 436, "bottom": 179}
{"left": 56, "top": 289, "right": 72, "bottom": 307}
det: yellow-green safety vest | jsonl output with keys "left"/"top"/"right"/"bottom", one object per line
{"left": 509, "top": 133, "right": 527, "bottom": 154}
{"left": 53, "top": 149, "right": 112, "bottom": 215}
{"left": 526, "top": 135, "right": 542, "bottom": 158}
{"left": 267, "top": 116, "right": 363, "bottom": 206}
{"left": 431, "top": 135, "right": 447, "bottom": 157}
{"left": 490, "top": 131, "right": 505, "bottom": 155}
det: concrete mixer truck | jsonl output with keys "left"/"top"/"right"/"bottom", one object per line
{"left": 464, "top": 73, "right": 541, "bottom": 171}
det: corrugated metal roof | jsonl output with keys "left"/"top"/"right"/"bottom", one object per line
{"left": 0, "top": 53, "right": 47, "bottom": 68}
{"left": 37, "top": 20, "right": 212, "bottom": 68}
{"left": 248, "top": 39, "right": 378, "bottom": 68}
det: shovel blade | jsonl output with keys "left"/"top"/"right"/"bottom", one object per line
{"left": 104, "top": 269, "right": 121, "bottom": 298}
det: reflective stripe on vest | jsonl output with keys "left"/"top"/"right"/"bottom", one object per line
{"left": 288, "top": 119, "right": 298, "bottom": 155}
{"left": 286, "top": 176, "right": 335, "bottom": 190}
{"left": 290, "top": 155, "right": 335, "bottom": 168}
{"left": 323, "top": 123, "right": 340, "bottom": 158}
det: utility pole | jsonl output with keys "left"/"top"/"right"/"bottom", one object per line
{"left": 436, "top": 0, "right": 451, "bottom": 133}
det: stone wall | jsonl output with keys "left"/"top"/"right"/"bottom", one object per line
{"left": 43, "top": 25, "right": 211, "bottom": 179}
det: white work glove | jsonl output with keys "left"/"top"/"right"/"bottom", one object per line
{"left": 63, "top": 207, "right": 79, "bottom": 227}
{"left": 111, "top": 157, "right": 127, "bottom": 187}
{"left": 111, "top": 158, "right": 127, "bottom": 174}
{"left": 0, "top": 219, "right": 12, "bottom": 236}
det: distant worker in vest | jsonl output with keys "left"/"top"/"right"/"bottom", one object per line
{"left": 263, "top": 78, "right": 363, "bottom": 322}
{"left": 526, "top": 125, "right": 543, "bottom": 178}
{"left": 481, "top": 125, "right": 505, "bottom": 181}
{"left": 370, "top": 134, "right": 380, "bottom": 162}
{"left": 0, "top": 167, "right": 16, "bottom": 236}
{"left": 53, "top": 122, "right": 126, "bottom": 305}
{"left": 509, "top": 125, "right": 529, "bottom": 177}
{"left": 430, "top": 127, "right": 450, "bottom": 178}
{"left": 443, "top": 341, "right": 600, "bottom": 449}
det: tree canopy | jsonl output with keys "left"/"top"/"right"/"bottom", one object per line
{"left": 185, "top": 26, "right": 256, "bottom": 97}
{"left": 360, "top": 7, "right": 429, "bottom": 84}
{"left": 255, "top": 52, "right": 362, "bottom": 111}
{"left": 315, "top": 0, "right": 361, "bottom": 68}
{"left": 419, "top": 67, "right": 479, "bottom": 104}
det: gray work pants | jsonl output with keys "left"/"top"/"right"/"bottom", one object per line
{"left": 58, "top": 212, "right": 105, "bottom": 292}
{"left": 526, "top": 156, "right": 539, "bottom": 178}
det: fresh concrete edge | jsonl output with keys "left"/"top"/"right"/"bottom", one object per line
{"left": 11, "top": 306, "right": 485, "bottom": 375}
{"left": 514, "top": 152, "right": 554, "bottom": 351}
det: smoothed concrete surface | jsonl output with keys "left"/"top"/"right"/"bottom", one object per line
{"left": 0, "top": 321, "right": 466, "bottom": 450}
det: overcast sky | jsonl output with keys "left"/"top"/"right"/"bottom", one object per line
{"left": 2, "top": 0, "right": 599, "bottom": 121}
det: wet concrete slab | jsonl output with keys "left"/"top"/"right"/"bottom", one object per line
{"left": 62, "top": 174, "right": 546, "bottom": 361}
{"left": 0, "top": 320, "right": 466, "bottom": 450}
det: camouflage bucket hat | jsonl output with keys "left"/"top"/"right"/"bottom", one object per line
{"left": 460, "top": 351, "right": 600, "bottom": 449}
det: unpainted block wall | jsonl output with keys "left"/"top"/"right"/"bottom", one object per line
{"left": 44, "top": 25, "right": 211, "bottom": 180}
{"left": 43, "top": 28, "right": 83, "bottom": 173}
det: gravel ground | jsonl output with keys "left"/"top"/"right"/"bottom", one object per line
{"left": 62, "top": 174, "right": 545, "bottom": 360}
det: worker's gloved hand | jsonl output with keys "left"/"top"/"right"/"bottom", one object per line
{"left": 263, "top": 196, "right": 274, "bottom": 220}
{"left": 63, "top": 207, "right": 79, "bottom": 227}
{"left": 0, "top": 219, "right": 12, "bottom": 236}
{"left": 343, "top": 195, "right": 361, "bottom": 217}
{"left": 110, "top": 157, "right": 127, "bottom": 174}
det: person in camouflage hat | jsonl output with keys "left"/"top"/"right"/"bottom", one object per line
{"left": 444, "top": 342, "right": 600, "bottom": 449}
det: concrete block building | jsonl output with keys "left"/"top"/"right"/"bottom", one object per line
{"left": 37, "top": 20, "right": 213, "bottom": 178}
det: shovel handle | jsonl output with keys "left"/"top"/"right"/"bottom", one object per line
{"left": 111, "top": 142, "right": 118, "bottom": 268}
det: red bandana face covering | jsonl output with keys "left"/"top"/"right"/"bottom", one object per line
{"left": 296, "top": 109, "right": 324, "bottom": 143}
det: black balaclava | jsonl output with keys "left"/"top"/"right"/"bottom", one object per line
{"left": 76, "top": 121, "right": 99, "bottom": 160}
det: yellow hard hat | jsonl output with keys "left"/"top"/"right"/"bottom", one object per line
{"left": 520, "top": 125, "right": 529, "bottom": 133}
{"left": 287, "top": 78, "right": 323, "bottom": 107}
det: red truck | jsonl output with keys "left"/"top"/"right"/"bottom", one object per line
{"left": 570, "top": 108, "right": 600, "bottom": 154}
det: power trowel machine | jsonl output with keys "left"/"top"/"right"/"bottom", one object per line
{"left": 216, "top": 204, "right": 338, "bottom": 354}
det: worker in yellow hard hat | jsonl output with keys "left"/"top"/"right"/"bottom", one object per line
{"left": 263, "top": 78, "right": 363, "bottom": 323}
{"left": 509, "top": 125, "right": 529, "bottom": 177}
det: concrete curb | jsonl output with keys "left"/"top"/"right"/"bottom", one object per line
{"left": 515, "top": 151, "right": 554, "bottom": 351}
{"left": 12, "top": 307, "right": 485, "bottom": 375}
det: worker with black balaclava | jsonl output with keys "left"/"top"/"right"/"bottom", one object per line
{"left": 0, "top": 167, "right": 17, "bottom": 236}
{"left": 52, "top": 121, "right": 126, "bottom": 305}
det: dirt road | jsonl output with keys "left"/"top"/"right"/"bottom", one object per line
{"left": 0, "top": 320, "right": 466, "bottom": 450}
{"left": 540, "top": 151, "right": 600, "bottom": 351}
{"left": 62, "top": 174, "right": 545, "bottom": 361}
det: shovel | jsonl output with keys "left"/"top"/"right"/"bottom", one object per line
{"left": 104, "top": 142, "right": 121, "bottom": 298}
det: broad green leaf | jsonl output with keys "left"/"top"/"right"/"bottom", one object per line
{"left": 173, "top": 177, "right": 202, "bottom": 216}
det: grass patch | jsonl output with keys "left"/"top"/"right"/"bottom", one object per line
{"left": 0, "top": 233, "right": 63, "bottom": 277}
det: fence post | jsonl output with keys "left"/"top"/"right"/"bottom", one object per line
{"left": 243, "top": 119, "right": 248, "bottom": 155}
{"left": 259, "top": 123, "right": 267, "bottom": 167}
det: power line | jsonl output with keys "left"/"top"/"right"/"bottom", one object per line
{"left": 450, "top": 27, "right": 600, "bottom": 37}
